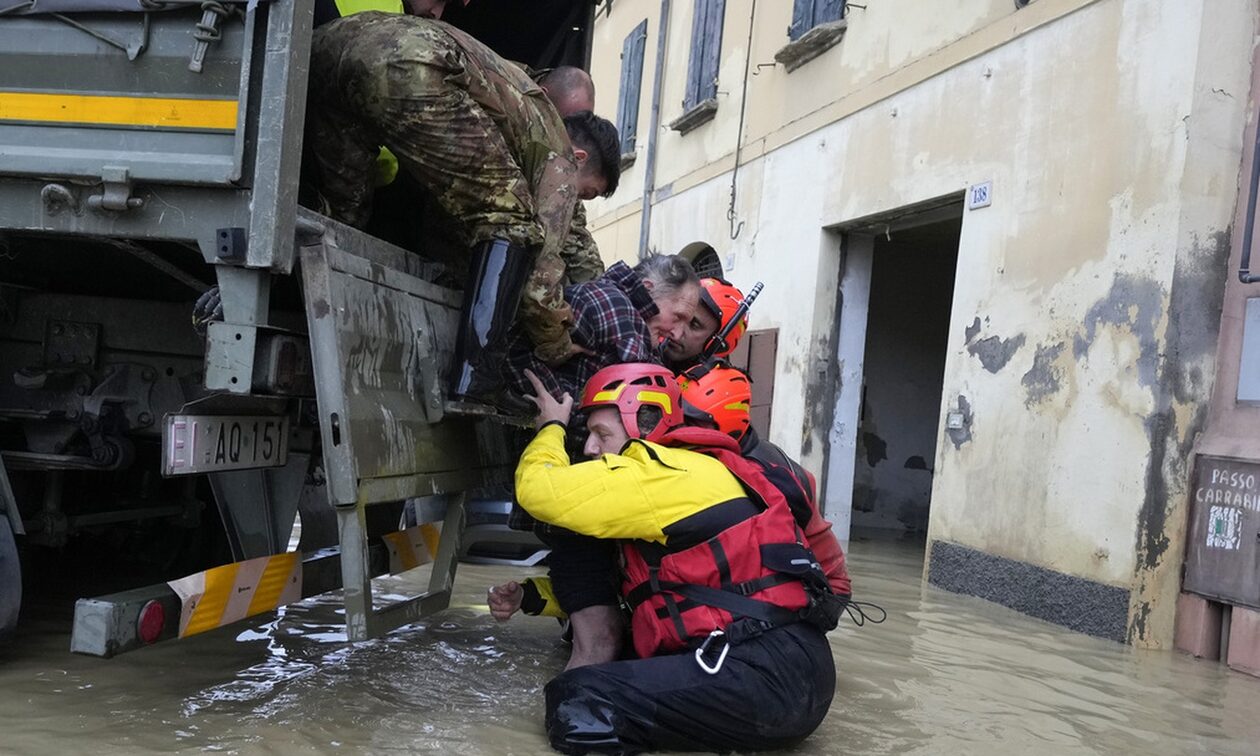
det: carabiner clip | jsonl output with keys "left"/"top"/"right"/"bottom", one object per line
{"left": 694, "top": 629, "right": 729, "bottom": 675}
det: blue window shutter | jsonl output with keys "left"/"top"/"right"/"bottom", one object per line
{"left": 684, "top": 0, "right": 725, "bottom": 109}
{"left": 698, "top": 0, "right": 725, "bottom": 103}
{"left": 616, "top": 20, "right": 648, "bottom": 154}
{"left": 616, "top": 31, "right": 634, "bottom": 149}
{"left": 818, "top": 0, "right": 845, "bottom": 24}
{"left": 788, "top": 0, "right": 815, "bottom": 41}
{"left": 684, "top": 0, "right": 709, "bottom": 109}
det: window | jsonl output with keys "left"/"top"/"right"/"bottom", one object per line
{"left": 775, "top": 0, "right": 847, "bottom": 72}
{"left": 789, "top": 0, "right": 845, "bottom": 41}
{"left": 669, "top": 0, "right": 725, "bottom": 133}
{"left": 690, "top": 246, "right": 723, "bottom": 278}
{"left": 684, "top": 0, "right": 725, "bottom": 111}
{"left": 616, "top": 20, "right": 648, "bottom": 160}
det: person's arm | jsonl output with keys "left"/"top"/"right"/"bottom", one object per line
{"left": 520, "top": 577, "right": 565, "bottom": 618}
{"left": 514, "top": 424, "right": 664, "bottom": 541}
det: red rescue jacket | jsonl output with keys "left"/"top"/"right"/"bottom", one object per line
{"left": 741, "top": 429, "right": 852, "bottom": 597}
{"left": 621, "top": 427, "right": 821, "bottom": 658}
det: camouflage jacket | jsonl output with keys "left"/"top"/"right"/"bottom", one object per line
{"left": 309, "top": 14, "right": 601, "bottom": 362}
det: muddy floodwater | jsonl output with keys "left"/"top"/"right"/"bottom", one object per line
{"left": 2, "top": 537, "right": 1259, "bottom": 755}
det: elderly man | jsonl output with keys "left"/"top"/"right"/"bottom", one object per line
{"left": 306, "top": 13, "right": 621, "bottom": 404}
{"left": 507, "top": 254, "right": 701, "bottom": 402}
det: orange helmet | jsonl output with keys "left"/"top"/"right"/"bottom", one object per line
{"left": 677, "top": 361, "right": 752, "bottom": 441}
{"left": 580, "top": 363, "right": 683, "bottom": 443}
{"left": 699, "top": 278, "right": 748, "bottom": 358}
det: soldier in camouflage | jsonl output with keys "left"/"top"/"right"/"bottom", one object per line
{"left": 305, "top": 12, "right": 620, "bottom": 403}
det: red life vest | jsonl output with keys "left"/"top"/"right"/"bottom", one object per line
{"left": 743, "top": 435, "right": 852, "bottom": 597}
{"left": 620, "top": 427, "right": 818, "bottom": 658}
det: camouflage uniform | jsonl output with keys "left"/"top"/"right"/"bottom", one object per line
{"left": 307, "top": 12, "right": 600, "bottom": 363}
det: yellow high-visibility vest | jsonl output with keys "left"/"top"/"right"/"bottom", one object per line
{"left": 330, "top": 0, "right": 403, "bottom": 186}
{"left": 335, "top": 0, "right": 404, "bottom": 15}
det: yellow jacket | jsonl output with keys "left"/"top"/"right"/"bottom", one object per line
{"left": 513, "top": 423, "right": 750, "bottom": 545}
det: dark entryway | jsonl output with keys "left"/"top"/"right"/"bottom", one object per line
{"left": 851, "top": 217, "right": 960, "bottom": 536}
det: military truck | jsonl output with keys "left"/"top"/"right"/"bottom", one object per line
{"left": 0, "top": 0, "right": 587, "bottom": 655}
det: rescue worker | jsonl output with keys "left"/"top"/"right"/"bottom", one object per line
{"left": 490, "top": 361, "right": 851, "bottom": 621}
{"left": 514, "top": 364, "right": 839, "bottom": 753}
{"left": 305, "top": 13, "right": 621, "bottom": 405}
{"left": 504, "top": 254, "right": 699, "bottom": 669}
{"left": 497, "top": 270, "right": 730, "bottom": 665}
{"left": 663, "top": 276, "right": 748, "bottom": 370}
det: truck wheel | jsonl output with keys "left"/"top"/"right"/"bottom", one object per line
{"left": 0, "top": 516, "right": 20, "bottom": 638}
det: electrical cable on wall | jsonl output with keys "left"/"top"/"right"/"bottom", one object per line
{"left": 727, "top": 0, "right": 756, "bottom": 240}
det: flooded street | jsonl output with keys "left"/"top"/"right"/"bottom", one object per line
{"left": 2, "top": 537, "right": 1259, "bottom": 755}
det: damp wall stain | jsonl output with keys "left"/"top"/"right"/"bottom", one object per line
{"left": 1072, "top": 273, "right": 1163, "bottom": 388}
{"left": 1022, "top": 342, "right": 1066, "bottom": 406}
{"left": 964, "top": 317, "right": 982, "bottom": 344}
{"left": 967, "top": 333, "right": 1026, "bottom": 373}
{"left": 1127, "top": 230, "right": 1231, "bottom": 644}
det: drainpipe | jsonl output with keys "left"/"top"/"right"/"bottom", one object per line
{"left": 637, "top": 0, "right": 670, "bottom": 259}
{"left": 1239, "top": 102, "right": 1260, "bottom": 283}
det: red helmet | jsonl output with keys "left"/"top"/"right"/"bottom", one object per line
{"left": 677, "top": 361, "right": 752, "bottom": 441}
{"left": 580, "top": 363, "right": 683, "bottom": 443}
{"left": 699, "top": 278, "right": 747, "bottom": 358}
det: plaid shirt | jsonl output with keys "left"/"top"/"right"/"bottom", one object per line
{"left": 508, "top": 261, "right": 661, "bottom": 400}
{"left": 506, "top": 262, "right": 661, "bottom": 535}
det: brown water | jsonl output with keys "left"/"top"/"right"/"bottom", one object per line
{"left": 2, "top": 538, "right": 1258, "bottom": 755}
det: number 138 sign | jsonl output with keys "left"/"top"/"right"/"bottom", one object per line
{"left": 968, "top": 181, "right": 992, "bottom": 210}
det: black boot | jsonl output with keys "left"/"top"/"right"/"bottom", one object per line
{"left": 449, "top": 238, "right": 533, "bottom": 405}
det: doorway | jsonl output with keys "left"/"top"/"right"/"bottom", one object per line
{"left": 824, "top": 205, "right": 962, "bottom": 544}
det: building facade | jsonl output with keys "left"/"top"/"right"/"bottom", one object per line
{"left": 585, "top": 0, "right": 1260, "bottom": 649}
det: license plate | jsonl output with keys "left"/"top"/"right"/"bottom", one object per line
{"left": 162, "top": 414, "right": 289, "bottom": 476}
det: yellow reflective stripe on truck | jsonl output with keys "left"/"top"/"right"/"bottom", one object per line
{"left": 168, "top": 552, "right": 303, "bottom": 638}
{"left": 0, "top": 91, "right": 238, "bottom": 131}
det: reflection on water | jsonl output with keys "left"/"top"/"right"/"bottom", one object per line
{"left": 2, "top": 539, "right": 1259, "bottom": 755}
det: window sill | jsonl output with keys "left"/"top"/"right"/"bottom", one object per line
{"left": 774, "top": 19, "right": 848, "bottom": 73}
{"left": 619, "top": 151, "right": 637, "bottom": 171}
{"left": 667, "top": 98, "right": 718, "bottom": 135}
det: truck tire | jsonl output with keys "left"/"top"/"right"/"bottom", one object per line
{"left": 0, "top": 516, "right": 19, "bottom": 638}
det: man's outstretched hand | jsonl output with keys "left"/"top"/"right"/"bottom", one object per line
{"left": 523, "top": 369, "right": 573, "bottom": 430}
{"left": 487, "top": 581, "right": 524, "bottom": 622}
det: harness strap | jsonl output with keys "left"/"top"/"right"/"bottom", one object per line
{"left": 709, "top": 539, "right": 733, "bottom": 590}
{"left": 649, "top": 566, "right": 690, "bottom": 644}
{"left": 651, "top": 578, "right": 802, "bottom": 627}
{"left": 626, "top": 570, "right": 799, "bottom": 610}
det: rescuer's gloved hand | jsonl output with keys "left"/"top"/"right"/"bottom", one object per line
{"left": 192, "top": 286, "right": 223, "bottom": 335}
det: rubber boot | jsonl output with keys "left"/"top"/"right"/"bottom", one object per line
{"left": 449, "top": 238, "right": 533, "bottom": 404}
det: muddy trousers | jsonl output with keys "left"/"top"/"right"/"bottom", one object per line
{"left": 544, "top": 623, "right": 836, "bottom": 755}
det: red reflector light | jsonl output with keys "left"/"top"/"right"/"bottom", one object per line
{"left": 137, "top": 600, "right": 166, "bottom": 645}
